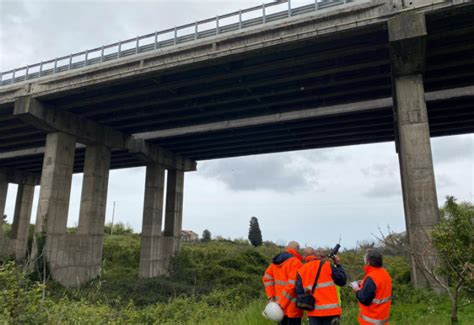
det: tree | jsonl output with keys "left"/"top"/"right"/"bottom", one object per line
{"left": 431, "top": 197, "right": 473, "bottom": 324}
{"left": 202, "top": 229, "right": 211, "bottom": 242}
{"left": 248, "top": 216, "right": 262, "bottom": 247}
{"left": 378, "top": 197, "right": 473, "bottom": 325}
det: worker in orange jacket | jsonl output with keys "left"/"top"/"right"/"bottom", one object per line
{"left": 294, "top": 251, "right": 347, "bottom": 325}
{"left": 350, "top": 249, "right": 392, "bottom": 325}
{"left": 262, "top": 241, "right": 304, "bottom": 325}
{"left": 303, "top": 247, "right": 316, "bottom": 263}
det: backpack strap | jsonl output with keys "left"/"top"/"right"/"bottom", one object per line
{"left": 311, "top": 259, "right": 326, "bottom": 294}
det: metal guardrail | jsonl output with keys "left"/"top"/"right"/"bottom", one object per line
{"left": 0, "top": 0, "right": 354, "bottom": 86}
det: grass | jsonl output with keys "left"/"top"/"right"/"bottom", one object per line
{"left": 200, "top": 299, "right": 474, "bottom": 325}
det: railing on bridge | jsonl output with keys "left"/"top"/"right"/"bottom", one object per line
{"left": 0, "top": 0, "right": 354, "bottom": 86}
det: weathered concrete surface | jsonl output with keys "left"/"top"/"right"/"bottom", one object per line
{"left": 14, "top": 97, "right": 127, "bottom": 148}
{"left": 0, "top": 172, "right": 9, "bottom": 256}
{"left": 0, "top": 0, "right": 399, "bottom": 104}
{"left": 139, "top": 164, "right": 165, "bottom": 278}
{"left": 78, "top": 144, "right": 111, "bottom": 235}
{"left": 10, "top": 183, "right": 35, "bottom": 261}
{"left": 34, "top": 132, "right": 76, "bottom": 284}
{"left": 13, "top": 97, "right": 196, "bottom": 171}
{"left": 159, "top": 169, "right": 185, "bottom": 275}
{"left": 390, "top": 12, "right": 440, "bottom": 289}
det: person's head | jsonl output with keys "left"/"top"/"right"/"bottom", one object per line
{"left": 364, "top": 249, "right": 383, "bottom": 267}
{"left": 303, "top": 247, "right": 314, "bottom": 257}
{"left": 287, "top": 241, "right": 300, "bottom": 251}
{"left": 314, "top": 249, "right": 326, "bottom": 259}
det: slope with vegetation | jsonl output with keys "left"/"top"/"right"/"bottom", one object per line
{"left": 0, "top": 198, "right": 472, "bottom": 324}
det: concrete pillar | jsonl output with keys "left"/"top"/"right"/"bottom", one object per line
{"left": 78, "top": 144, "right": 111, "bottom": 235}
{"left": 389, "top": 13, "right": 440, "bottom": 289}
{"left": 160, "top": 169, "right": 185, "bottom": 275}
{"left": 139, "top": 164, "right": 165, "bottom": 278}
{"left": 35, "top": 132, "right": 75, "bottom": 268}
{"left": 10, "top": 182, "right": 35, "bottom": 261}
{"left": 0, "top": 172, "right": 8, "bottom": 243}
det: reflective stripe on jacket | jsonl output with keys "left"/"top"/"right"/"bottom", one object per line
{"left": 358, "top": 266, "right": 392, "bottom": 325}
{"left": 297, "top": 259, "right": 342, "bottom": 317}
{"left": 262, "top": 248, "right": 303, "bottom": 318}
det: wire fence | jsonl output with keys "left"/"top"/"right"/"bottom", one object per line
{"left": 0, "top": 0, "right": 354, "bottom": 86}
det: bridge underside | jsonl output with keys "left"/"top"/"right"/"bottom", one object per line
{"left": 0, "top": 0, "right": 473, "bottom": 288}
{"left": 0, "top": 4, "right": 473, "bottom": 171}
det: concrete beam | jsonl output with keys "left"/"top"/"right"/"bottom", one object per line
{"left": 127, "top": 138, "right": 197, "bottom": 171}
{"left": 139, "top": 164, "right": 165, "bottom": 278}
{"left": 134, "top": 85, "right": 474, "bottom": 140}
{"left": 14, "top": 97, "right": 127, "bottom": 148}
{"left": 12, "top": 96, "right": 196, "bottom": 171}
{"left": 0, "top": 168, "right": 40, "bottom": 185}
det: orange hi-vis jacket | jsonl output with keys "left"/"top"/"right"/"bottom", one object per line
{"left": 297, "top": 259, "right": 342, "bottom": 317}
{"left": 358, "top": 266, "right": 392, "bottom": 325}
{"left": 305, "top": 255, "right": 317, "bottom": 263}
{"left": 262, "top": 248, "right": 303, "bottom": 318}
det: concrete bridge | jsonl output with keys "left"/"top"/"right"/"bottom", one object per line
{"left": 0, "top": 0, "right": 473, "bottom": 287}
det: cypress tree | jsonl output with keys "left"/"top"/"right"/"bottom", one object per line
{"left": 248, "top": 216, "right": 263, "bottom": 247}
{"left": 202, "top": 229, "right": 211, "bottom": 242}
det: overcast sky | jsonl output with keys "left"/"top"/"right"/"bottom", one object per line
{"left": 1, "top": 0, "right": 473, "bottom": 249}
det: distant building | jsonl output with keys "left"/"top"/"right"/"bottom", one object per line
{"left": 181, "top": 230, "right": 199, "bottom": 242}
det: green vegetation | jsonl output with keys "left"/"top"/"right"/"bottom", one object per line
{"left": 1, "top": 197, "right": 473, "bottom": 324}
{"left": 432, "top": 197, "right": 474, "bottom": 324}
{"left": 1, "top": 237, "right": 473, "bottom": 324}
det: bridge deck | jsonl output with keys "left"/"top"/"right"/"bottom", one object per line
{"left": 0, "top": 1, "right": 473, "bottom": 174}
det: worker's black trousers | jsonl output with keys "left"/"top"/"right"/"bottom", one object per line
{"left": 278, "top": 317, "right": 301, "bottom": 325}
{"left": 308, "top": 316, "right": 340, "bottom": 325}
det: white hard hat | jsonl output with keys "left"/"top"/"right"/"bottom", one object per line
{"left": 262, "top": 301, "right": 284, "bottom": 322}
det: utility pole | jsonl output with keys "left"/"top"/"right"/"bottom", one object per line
{"left": 111, "top": 201, "right": 116, "bottom": 235}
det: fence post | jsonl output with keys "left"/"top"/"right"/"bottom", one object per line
{"left": 69, "top": 54, "right": 73, "bottom": 69}
{"left": 288, "top": 0, "right": 292, "bottom": 17}
{"left": 118, "top": 41, "right": 122, "bottom": 58}
{"left": 263, "top": 4, "right": 266, "bottom": 23}
{"left": 216, "top": 16, "right": 220, "bottom": 34}
{"left": 85, "top": 50, "right": 89, "bottom": 65}
{"left": 174, "top": 27, "right": 177, "bottom": 45}
{"left": 136, "top": 36, "right": 140, "bottom": 53}
{"left": 154, "top": 32, "right": 158, "bottom": 49}
{"left": 239, "top": 9, "right": 242, "bottom": 29}
{"left": 54, "top": 58, "right": 58, "bottom": 72}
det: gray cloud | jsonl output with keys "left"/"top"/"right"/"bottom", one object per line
{"left": 364, "top": 180, "right": 401, "bottom": 198}
{"left": 200, "top": 154, "right": 315, "bottom": 192}
{"left": 436, "top": 174, "right": 455, "bottom": 188}
{"left": 361, "top": 163, "right": 396, "bottom": 178}
{"left": 432, "top": 136, "right": 473, "bottom": 164}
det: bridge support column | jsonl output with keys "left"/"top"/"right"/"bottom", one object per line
{"left": 0, "top": 172, "right": 8, "bottom": 253}
{"left": 10, "top": 182, "right": 35, "bottom": 261}
{"left": 389, "top": 13, "right": 440, "bottom": 289}
{"left": 34, "top": 132, "right": 75, "bottom": 282}
{"left": 139, "top": 164, "right": 165, "bottom": 278}
{"left": 160, "top": 169, "right": 184, "bottom": 275}
{"left": 57, "top": 144, "right": 111, "bottom": 284}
